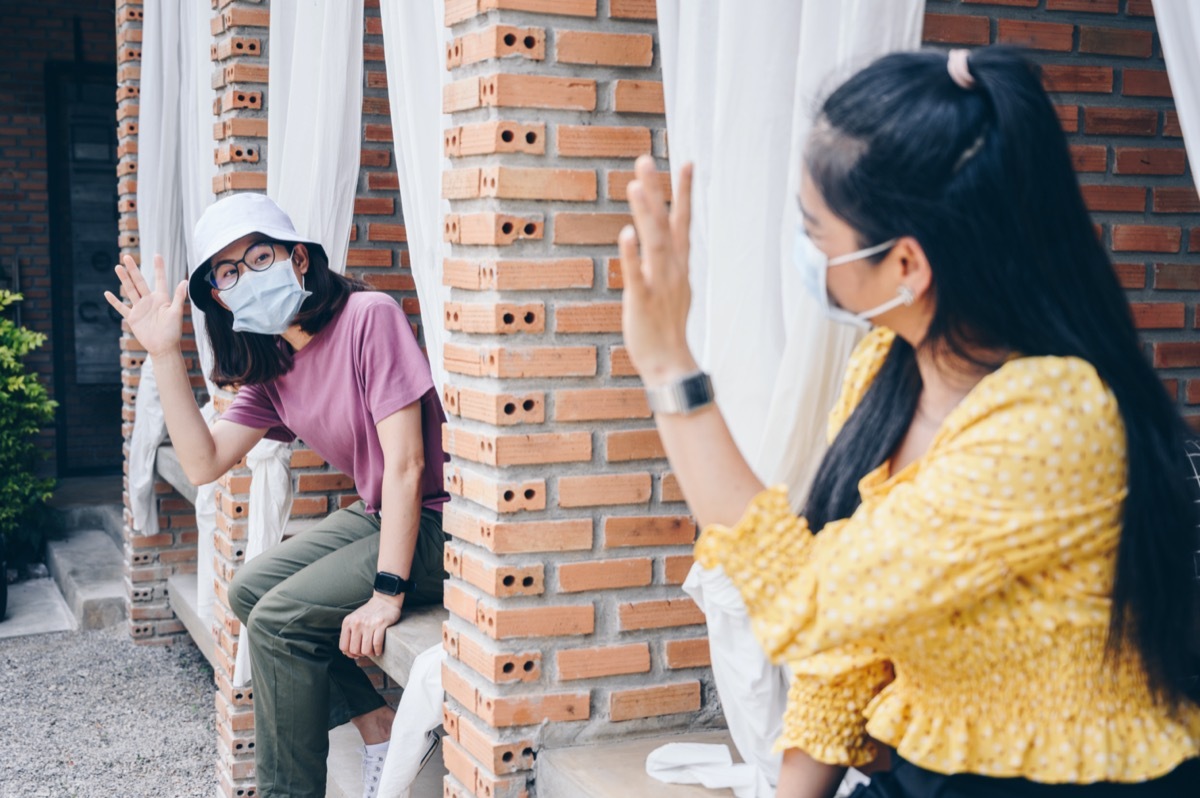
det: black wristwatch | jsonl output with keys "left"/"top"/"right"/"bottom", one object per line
{"left": 373, "top": 571, "right": 415, "bottom": 596}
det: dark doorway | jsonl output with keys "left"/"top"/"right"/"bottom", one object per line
{"left": 45, "top": 62, "right": 122, "bottom": 476}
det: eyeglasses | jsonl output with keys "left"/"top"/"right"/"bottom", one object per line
{"left": 207, "top": 240, "right": 289, "bottom": 291}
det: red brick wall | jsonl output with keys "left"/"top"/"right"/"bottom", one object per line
{"left": 925, "top": 0, "right": 1200, "bottom": 421}
{"left": 0, "top": 0, "right": 114, "bottom": 475}
{"left": 436, "top": 3, "right": 712, "bottom": 796}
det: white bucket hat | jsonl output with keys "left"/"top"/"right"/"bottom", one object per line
{"left": 189, "top": 193, "right": 322, "bottom": 311}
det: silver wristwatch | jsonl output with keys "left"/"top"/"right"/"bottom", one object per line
{"left": 644, "top": 371, "right": 715, "bottom": 416}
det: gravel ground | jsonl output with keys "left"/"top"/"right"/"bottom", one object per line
{"left": 0, "top": 625, "right": 216, "bottom": 798}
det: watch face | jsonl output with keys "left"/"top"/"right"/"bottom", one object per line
{"left": 374, "top": 572, "right": 403, "bottom": 595}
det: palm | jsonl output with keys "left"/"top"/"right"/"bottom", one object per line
{"left": 104, "top": 254, "right": 188, "bottom": 357}
{"left": 128, "top": 282, "right": 176, "bottom": 346}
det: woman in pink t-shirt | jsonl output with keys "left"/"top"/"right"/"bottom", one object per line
{"left": 104, "top": 193, "right": 448, "bottom": 798}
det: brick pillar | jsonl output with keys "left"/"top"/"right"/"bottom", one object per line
{"left": 437, "top": 3, "right": 717, "bottom": 795}
{"left": 923, "top": 1, "right": 1200, "bottom": 418}
{"left": 208, "top": 2, "right": 269, "bottom": 796}
{"left": 206, "top": 2, "right": 427, "bottom": 795}
{"left": 117, "top": 0, "right": 204, "bottom": 648}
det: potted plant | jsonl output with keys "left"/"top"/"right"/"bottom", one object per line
{"left": 0, "top": 290, "right": 56, "bottom": 616}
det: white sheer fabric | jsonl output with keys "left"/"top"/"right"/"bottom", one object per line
{"left": 653, "top": 1, "right": 924, "bottom": 793}
{"left": 379, "top": 0, "right": 451, "bottom": 391}
{"left": 376, "top": 2, "right": 451, "bottom": 792}
{"left": 232, "top": 439, "right": 295, "bottom": 686}
{"left": 1154, "top": 0, "right": 1200, "bottom": 193}
{"left": 128, "top": 0, "right": 216, "bottom": 547}
{"left": 267, "top": 0, "right": 364, "bottom": 275}
{"left": 229, "top": 0, "right": 367, "bottom": 685}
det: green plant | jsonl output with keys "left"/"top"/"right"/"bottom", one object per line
{"left": 0, "top": 290, "right": 57, "bottom": 564}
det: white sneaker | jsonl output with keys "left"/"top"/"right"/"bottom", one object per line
{"left": 361, "top": 741, "right": 388, "bottom": 798}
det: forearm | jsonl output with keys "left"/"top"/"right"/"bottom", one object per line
{"left": 149, "top": 347, "right": 218, "bottom": 484}
{"left": 376, "top": 466, "right": 423, "bottom": 586}
{"left": 647, "top": 363, "right": 765, "bottom": 529}
{"left": 775, "top": 749, "right": 846, "bottom": 798}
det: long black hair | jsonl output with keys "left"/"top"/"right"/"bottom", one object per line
{"left": 197, "top": 242, "right": 368, "bottom": 386}
{"left": 801, "top": 46, "right": 1197, "bottom": 705}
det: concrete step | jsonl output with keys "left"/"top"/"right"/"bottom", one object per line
{"left": 49, "top": 475, "right": 124, "bottom": 549}
{"left": 167, "top": 572, "right": 218, "bottom": 668}
{"left": 537, "top": 731, "right": 740, "bottom": 798}
{"left": 54, "top": 504, "right": 124, "bottom": 549}
{"left": 45, "top": 528, "right": 126, "bottom": 630}
{"left": 326, "top": 721, "right": 448, "bottom": 798}
{"left": 0, "top": 577, "right": 75, "bottom": 638}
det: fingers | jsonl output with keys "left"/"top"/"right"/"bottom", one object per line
{"left": 102, "top": 291, "right": 131, "bottom": 319}
{"left": 171, "top": 280, "right": 188, "bottom": 313}
{"left": 339, "top": 619, "right": 352, "bottom": 657}
{"left": 627, "top": 157, "right": 671, "bottom": 263}
{"left": 670, "top": 162, "right": 694, "bottom": 253}
{"left": 618, "top": 224, "right": 646, "bottom": 295}
{"left": 125, "top": 253, "right": 153, "bottom": 298}
{"left": 348, "top": 628, "right": 363, "bottom": 659}
{"left": 114, "top": 262, "right": 140, "bottom": 304}
{"left": 371, "top": 625, "right": 387, "bottom": 658}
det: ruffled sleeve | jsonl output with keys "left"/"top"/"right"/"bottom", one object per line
{"left": 696, "top": 356, "right": 1127, "bottom": 666}
{"left": 777, "top": 646, "right": 895, "bottom": 766}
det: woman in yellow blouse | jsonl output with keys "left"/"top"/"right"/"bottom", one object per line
{"left": 617, "top": 46, "right": 1199, "bottom": 797}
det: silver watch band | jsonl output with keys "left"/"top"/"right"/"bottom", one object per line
{"left": 644, "top": 371, "right": 715, "bottom": 415}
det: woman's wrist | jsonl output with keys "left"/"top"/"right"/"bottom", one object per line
{"left": 147, "top": 342, "right": 184, "bottom": 361}
{"left": 372, "top": 590, "right": 405, "bottom": 608}
{"left": 638, "top": 352, "right": 701, "bottom": 389}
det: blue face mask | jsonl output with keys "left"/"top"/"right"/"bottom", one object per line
{"left": 793, "top": 226, "right": 911, "bottom": 330}
{"left": 221, "top": 258, "right": 312, "bottom": 335}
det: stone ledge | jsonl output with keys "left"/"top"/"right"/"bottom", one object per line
{"left": 538, "top": 730, "right": 740, "bottom": 798}
{"left": 167, "top": 572, "right": 217, "bottom": 668}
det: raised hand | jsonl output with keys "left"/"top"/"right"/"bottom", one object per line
{"left": 618, "top": 154, "right": 698, "bottom": 386}
{"left": 103, "top": 254, "right": 189, "bottom": 358}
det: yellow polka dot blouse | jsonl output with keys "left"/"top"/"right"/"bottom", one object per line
{"left": 694, "top": 328, "right": 1200, "bottom": 783}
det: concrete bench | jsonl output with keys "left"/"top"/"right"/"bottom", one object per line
{"left": 537, "top": 730, "right": 740, "bottom": 797}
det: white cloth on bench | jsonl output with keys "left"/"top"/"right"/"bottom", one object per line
{"left": 232, "top": 438, "right": 295, "bottom": 687}
{"left": 377, "top": 643, "right": 446, "bottom": 798}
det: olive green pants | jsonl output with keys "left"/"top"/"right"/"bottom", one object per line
{"left": 228, "top": 501, "right": 446, "bottom": 798}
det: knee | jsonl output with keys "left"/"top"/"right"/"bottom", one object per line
{"left": 229, "top": 565, "right": 259, "bottom": 625}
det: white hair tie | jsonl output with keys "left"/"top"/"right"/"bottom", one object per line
{"left": 948, "top": 49, "right": 975, "bottom": 90}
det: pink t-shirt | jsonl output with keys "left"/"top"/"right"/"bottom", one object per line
{"left": 221, "top": 292, "right": 448, "bottom": 515}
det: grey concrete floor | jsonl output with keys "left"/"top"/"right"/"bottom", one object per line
{"left": 0, "top": 624, "right": 216, "bottom": 797}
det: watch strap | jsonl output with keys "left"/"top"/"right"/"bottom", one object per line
{"left": 644, "top": 371, "right": 715, "bottom": 416}
{"left": 373, "top": 571, "right": 415, "bottom": 596}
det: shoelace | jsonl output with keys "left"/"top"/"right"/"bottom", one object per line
{"left": 361, "top": 728, "right": 443, "bottom": 798}
{"left": 361, "top": 746, "right": 386, "bottom": 798}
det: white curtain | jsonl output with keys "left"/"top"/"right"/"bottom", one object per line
{"left": 1154, "top": 0, "right": 1200, "bottom": 193}
{"left": 379, "top": 0, "right": 451, "bottom": 391}
{"left": 128, "top": 0, "right": 216, "bottom": 553}
{"left": 229, "top": 0, "right": 367, "bottom": 685}
{"left": 654, "top": 1, "right": 924, "bottom": 793}
{"left": 267, "top": 0, "right": 364, "bottom": 275}
{"left": 375, "top": 3, "right": 451, "bottom": 793}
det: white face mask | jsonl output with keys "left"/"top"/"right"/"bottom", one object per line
{"left": 220, "top": 257, "right": 312, "bottom": 335}
{"left": 794, "top": 226, "right": 912, "bottom": 330}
